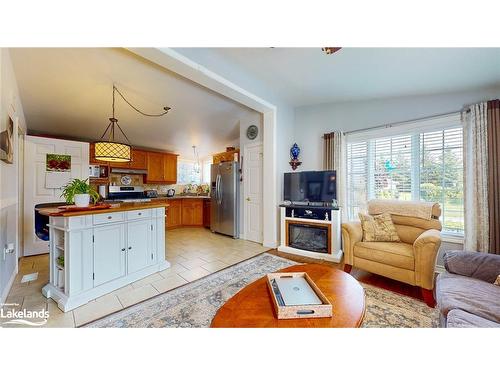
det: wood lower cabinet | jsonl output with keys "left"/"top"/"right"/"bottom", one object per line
{"left": 182, "top": 199, "right": 204, "bottom": 226}
{"left": 166, "top": 199, "right": 183, "bottom": 229}
{"left": 203, "top": 200, "right": 211, "bottom": 228}
{"left": 166, "top": 198, "right": 207, "bottom": 229}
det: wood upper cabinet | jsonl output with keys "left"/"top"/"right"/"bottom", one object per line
{"left": 146, "top": 152, "right": 165, "bottom": 182}
{"left": 146, "top": 151, "right": 177, "bottom": 184}
{"left": 166, "top": 199, "right": 182, "bottom": 229}
{"left": 163, "top": 154, "right": 177, "bottom": 182}
{"left": 130, "top": 149, "right": 147, "bottom": 169}
{"left": 181, "top": 199, "right": 204, "bottom": 226}
{"left": 213, "top": 149, "right": 239, "bottom": 164}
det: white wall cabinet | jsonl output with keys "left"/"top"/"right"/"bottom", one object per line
{"left": 42, "top": 207, "right": 169, "bottom": 312}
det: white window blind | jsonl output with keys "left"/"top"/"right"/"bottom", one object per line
{"left": 346, "top": 113, "right": 464, "bottom": 235}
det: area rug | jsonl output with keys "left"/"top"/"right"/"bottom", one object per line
{"left": 85, "top": 253, "right": 439, "bottom": 328}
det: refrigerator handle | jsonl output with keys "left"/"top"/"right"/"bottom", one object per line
{"left": 216, "top": 174, "right": 221, "bottom": 204}
{"left": 218, "top": 174, "right": 223, "bottom": 205}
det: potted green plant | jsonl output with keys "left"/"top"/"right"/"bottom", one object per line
{"left": 61, "top": 178, "right": 100, "bottom": 207}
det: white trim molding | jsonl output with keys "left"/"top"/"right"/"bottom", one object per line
{"left": 127, "top": 48, "right": 279, "bottom": 248}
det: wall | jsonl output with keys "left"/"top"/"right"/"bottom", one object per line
{"left": 0, "top": 48, "right": 27, "bottom": 303}
{"left": 173, "top": 49, "right": 296, "bottom": 246}
{"left": 295, "top": 86, "right": 500, "bottom": 170}
{"left": 293, "top": 86, "right": 500, "bottom": 263}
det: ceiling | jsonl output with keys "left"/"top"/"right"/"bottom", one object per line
{"left": 10, "top": 48, "right": 257, "bottom": 159}
{"left": 188, "top": 48, "right": 500, "bottom": 106}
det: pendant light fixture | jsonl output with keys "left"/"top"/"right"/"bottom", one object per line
{"left": 94, "top": 85, "right": 171, "bottom": 163}
{"left": 192, "top": 145, "right": 200, "bottom": 174}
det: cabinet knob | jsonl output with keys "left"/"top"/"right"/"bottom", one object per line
{"left": 138, "top": 212, "right": 142, "bottom": 215}
{"left": 121, "top": 248, "right": 126, "bottom": 252}
{"left": 107, "top": 216, "right": 112, "bottom": 219}
{"left": 128, "top": 246, "right": 132, "bottom": 250}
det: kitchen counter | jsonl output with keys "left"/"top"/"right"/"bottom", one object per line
{"left": 154, "top": 195, "right": 210, "bottom": 200}
{"left": 38, "top": 201, "right": 170, "bottom": 217}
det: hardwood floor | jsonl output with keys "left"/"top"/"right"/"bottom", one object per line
{"left": 267, "top": 249, "right": 427, "bottom": 302}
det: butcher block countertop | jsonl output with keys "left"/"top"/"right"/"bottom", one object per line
{"left": 38, "top": 201, "right": 170, "bottom": 217}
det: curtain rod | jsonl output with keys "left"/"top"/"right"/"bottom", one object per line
{"left": 322, "top": 108, "right": 469, "bottom": 138}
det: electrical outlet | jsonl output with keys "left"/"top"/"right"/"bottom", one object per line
{"left": 4, "top": 243, "right": 15, "bottom": 261}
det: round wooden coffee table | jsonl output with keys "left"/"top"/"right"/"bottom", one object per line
{"left": 211, "top": 264, "right": 366, "bottom": 328}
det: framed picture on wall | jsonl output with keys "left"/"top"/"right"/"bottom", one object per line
{"left": 0, "top": 116, "right": 14, "bottom": 164}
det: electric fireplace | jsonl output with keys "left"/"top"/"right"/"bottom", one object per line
{"left": 285, "top": 220, "right": 331, "bottom": 254}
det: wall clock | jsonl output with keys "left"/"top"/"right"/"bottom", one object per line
{"left": 246, "top": 125, "right": 258, "bottom": 140}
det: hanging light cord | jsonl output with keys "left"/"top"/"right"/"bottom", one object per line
{"left": 113, "top": 85, "right": 171, "bottom": 117}
{"left": 99, "top": 85, "right": 170, "bottom": 143}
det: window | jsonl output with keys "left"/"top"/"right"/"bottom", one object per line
{"left": 202, "top": 159, "right": 211, "bottom": 185}
{"left": 177, "top": 160, "right": 201, "bottom": 185}
{"left": 346, "top": 114, "right": 464, "bottom": 235}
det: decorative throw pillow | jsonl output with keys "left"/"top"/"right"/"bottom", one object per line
{"left": 358, "top": 212, "right": 401, "bottom": 242}
{"left": 495, "top": 275, "right": 500, "bottom": 286}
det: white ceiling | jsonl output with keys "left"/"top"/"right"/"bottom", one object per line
{"left": 10, "top": 48, "right": 257, "bottom": 159}
{"left": 192, "top": 48, "right": 500, "bottom": 106}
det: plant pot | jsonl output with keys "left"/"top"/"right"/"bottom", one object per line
{"left": 74, "top": 193, "right": 90, "bottom": 207}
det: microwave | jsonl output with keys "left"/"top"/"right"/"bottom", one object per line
{"left": 89, "top": 165, "right": 101, "bottom": 178}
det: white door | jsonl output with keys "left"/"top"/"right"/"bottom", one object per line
{"left": 126, "top": 219, "right": 152, "bottom": 274}
{"left": 244, "top": 143, "right": 263, "bottom": 243}
{"left": 24, "top": 136, "right": 89, "bottom": 256}
{"left": 93, "top": 224, "right": 126, "bottom": 286}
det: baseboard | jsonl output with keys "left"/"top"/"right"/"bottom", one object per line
{"left": 0, "top": 267, "right": 17, "bottom": 304}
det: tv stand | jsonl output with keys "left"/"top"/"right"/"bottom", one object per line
{"left": 278, "top": 205, "right": 343, "bottom": 263}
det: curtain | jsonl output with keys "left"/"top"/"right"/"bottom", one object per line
{"left": 487, "top": 99, "right": 500, "bottom": 255}
{"left": 463, "top": 102, "right": 489, "bottom": 252}
{"left": 324, "top": 131, "right": 347, "bottom": 221}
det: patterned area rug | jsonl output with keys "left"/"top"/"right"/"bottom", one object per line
{"left": 85, "top": 253, "right": 438, "bottom": 328}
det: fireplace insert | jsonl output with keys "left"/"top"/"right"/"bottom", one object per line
{"left": 286, "top": 221, "right": 330, "bottom": 254}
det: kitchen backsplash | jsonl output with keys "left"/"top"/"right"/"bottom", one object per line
{"left": 108, "top": 173, "right": 209, "bottom": 194}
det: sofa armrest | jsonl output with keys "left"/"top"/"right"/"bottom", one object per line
{"left": 341, "top": 221, "right": 363, "bottom": 265}
{"left": 443, "top": 250, "right": 500, "bottom": 284}
{"left": 413, "top": 229, "right": 441, "bottom": 289}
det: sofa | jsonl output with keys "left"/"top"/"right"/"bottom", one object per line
{"left": 436, "top": 250, "right": 500, "bottom": 328}
{"left": 342, "top": 199, "right": 442, "bottom": 307}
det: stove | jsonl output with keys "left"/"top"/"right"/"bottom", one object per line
{"left": 108, "top": 186, "right": 150, "bottom": 202}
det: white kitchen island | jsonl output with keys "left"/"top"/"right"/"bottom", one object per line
{"left": 38, "top": 202, "right": 170, "bottom": 312}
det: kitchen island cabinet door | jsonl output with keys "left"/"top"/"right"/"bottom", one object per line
{"left": 93, "top": 224, "right": 126, "bottom": 287}
{"left": 126, "top": 219, "right": 152, "bottom": 274}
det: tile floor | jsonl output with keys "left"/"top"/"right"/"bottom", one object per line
{"left": 2, "top": 227, "right": 268, "bottom": 328}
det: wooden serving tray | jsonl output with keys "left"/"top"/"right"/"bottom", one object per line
{"left": 266, "top": 272, "right": 333, "bottom": 320}
{"left": 56, "top": 203, "right": 112, "bottom": 212}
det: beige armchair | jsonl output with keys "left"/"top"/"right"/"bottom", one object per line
{"left": 342, "top": 200, "right": 442, "bottom": 307}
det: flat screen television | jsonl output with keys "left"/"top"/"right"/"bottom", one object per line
{"left": 284, "top": 170, "right": 337, "bottom": 203}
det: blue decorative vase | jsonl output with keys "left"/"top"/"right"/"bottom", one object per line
{"left": 290, "top": 143, "right": 300, "bottom": 160}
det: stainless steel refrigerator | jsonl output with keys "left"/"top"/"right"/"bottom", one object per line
{"left": 211, "top": 161, "right": 239, "bottom": 238}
